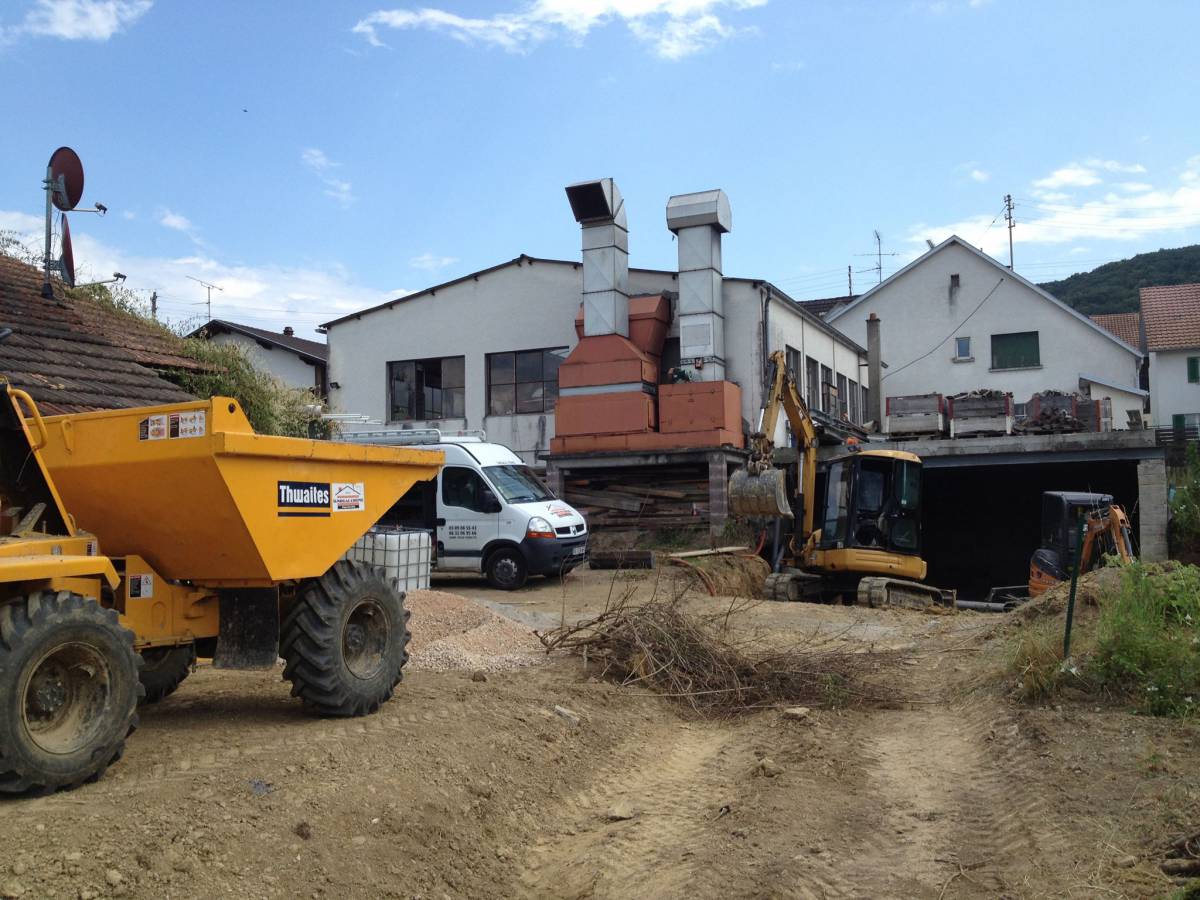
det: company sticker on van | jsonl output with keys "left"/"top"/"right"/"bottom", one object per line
{"left": 332, "top": 482, "right": 365, "bottom": 512}
{"left": 548, "top": 503, "right": 574, "bottom": 518}
{"left": 277, "top": 481, "right": 331, "bottom": 517}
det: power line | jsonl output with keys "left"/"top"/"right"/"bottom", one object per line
{"left": 883, "top": 276, "right": 1006, "bottom": 381}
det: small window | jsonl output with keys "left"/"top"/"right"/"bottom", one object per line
{"left": 954, "top": 336, "right": 971, "bottom": 360}
{"left": 487, "top": 347, "right": 567, "bottom": 416}
{"left": 848, "top": 379, "right": 860, "bottom": 423}
{"left": 1188, "top": 356, "right": 1200, "bottom": 384}
{"left": 991, "top": 331, "right": 1040, "bottom": 370}
{"left": 820, "top": 364, "right": 834, "bottom": 414}
{"left": 836, "top": 373, "right": 849, "bottom": 419}
{"left": 950, "top": 273, "right": 960, "bottom": 288}
{"left": 805, "top": 357, "right": 820, "bottom": 410}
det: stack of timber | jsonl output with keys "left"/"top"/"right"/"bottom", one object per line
{"left": 1016, "top": 390, "right": 1112, "bottom": 434}
{"left": 563, "top": 464, "right": 710, "bottom": 531}
{"left": 946, "top": 388, "right": 1014, "bottom": 437}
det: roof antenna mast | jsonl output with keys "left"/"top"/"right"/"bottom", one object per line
{"left": 186, "top": 275, "right": 224, "bottom": 319}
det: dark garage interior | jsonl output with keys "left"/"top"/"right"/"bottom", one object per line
{"left": 921, "top": 459, "right": 1141, "bottom": 599}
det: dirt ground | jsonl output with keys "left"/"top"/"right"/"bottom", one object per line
{"left": 1, "top": 566, "right": 1197, "bottom": 900}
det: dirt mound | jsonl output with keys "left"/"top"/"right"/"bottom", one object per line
{"left": 1011, "top": 567, "right": 1121, "bottom": 626}
{"left": 680, "top": 554, "right": 770, "bottom": 596}
{"left": 406, "top": 589, "right": 543, "bottom": 672}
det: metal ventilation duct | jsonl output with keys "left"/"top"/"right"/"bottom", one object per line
{"left": 565, "top": 178, "right": 629, "bottom": 338}
{"left": 666, "top": 189, "right": 732, "bottom": 381}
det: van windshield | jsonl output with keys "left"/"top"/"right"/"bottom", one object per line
{"left": 484, "top": 465, "right": 555, "bottom": 504}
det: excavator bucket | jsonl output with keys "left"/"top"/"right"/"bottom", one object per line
{"left": 728, "top": 467, "right": 792, "bottom": 519}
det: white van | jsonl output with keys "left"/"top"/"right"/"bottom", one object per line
{"left": 339, "top": 430, "right": 588, "bottom": 590}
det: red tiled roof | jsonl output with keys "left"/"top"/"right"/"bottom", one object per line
{"left": 1090, "top": 312, "right": 1142, "bottom": 350}
{"left": 0, "top": 254, "right": 201, "bottom": 414}
{"left": 1140, "top": 282, "right": 1200, "bottom": 352}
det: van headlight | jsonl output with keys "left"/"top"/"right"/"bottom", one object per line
{"left": 526, "top": 516, "right": 555, "bottom": 539}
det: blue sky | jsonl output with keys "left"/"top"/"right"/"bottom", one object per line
{"left": 1, "top": 0, "right": 1198, "bottom": 337}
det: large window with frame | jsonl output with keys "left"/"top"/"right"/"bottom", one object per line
{"left": 805, "top": 357, "right": 820, "bottom": 410}
{"left": 849, "top": 379, "right": 860, "bottom": 423}
{"left": 487, "top": 347, "right": 568, "bottom": 416}
{"left": 388, "top": 356, "right": 464, "bottom": 422}
{"left": 820, "top": 364, "right": 834, "bottom": 414}
{"left": 991, "top": 331, "right": 1041, "bottom": 370}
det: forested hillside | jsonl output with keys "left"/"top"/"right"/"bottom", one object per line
{"left": 1039, "top": 244, "right": 1200, "bottom": 314}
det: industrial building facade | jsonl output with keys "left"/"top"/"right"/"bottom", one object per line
{"left": 322, "top": 187, "right": 874, "bottom": 466}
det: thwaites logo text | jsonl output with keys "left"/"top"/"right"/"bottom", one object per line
{"left": 277, "top": 481, "right": 331, "bottom": 517}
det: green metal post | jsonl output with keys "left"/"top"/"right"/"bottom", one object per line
{"left": 1063, "top": 520, "right": 1087, "bottom": 659}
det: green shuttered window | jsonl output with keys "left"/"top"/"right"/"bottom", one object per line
{"left": 1187, "top": 356, "right": 1199, "bottom": 384}
{"left": 991, "top": 331, "right": 1041, "bottom": 370}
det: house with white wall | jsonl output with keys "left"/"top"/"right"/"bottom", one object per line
{"left": 1140, "top": 282, "right": 1200, "bottom": 429}
{"left": 321, "top": 189, "right": 871, "bottom": 465}
{"left": 824, "top": 236, "right": 1146, "bottom": 429}
{"left": 191, "top": 319, "right": 328, "bottom": 396}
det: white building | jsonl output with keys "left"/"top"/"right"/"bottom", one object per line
{"left": 191, "top": 320, "right": 328, "bottom": 396}
{"left": 322, "top": 190, "right": 873, "bottom": 465}
{"left": 824, "top": 236, "right": 1146, "bottom": 428}
{"left": 1140, "top": 282, "right": 1200, "bottom": 429}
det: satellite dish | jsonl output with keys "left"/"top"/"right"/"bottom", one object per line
{"left": 60, "top": 215, "right": 76, "bottom": 288}
{"left": 47, "top": 146, "right": 84, "bottom": 212}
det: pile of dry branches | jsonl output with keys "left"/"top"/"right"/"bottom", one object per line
{"left": 538, "top": 593, "right": 891, "bottom": 715}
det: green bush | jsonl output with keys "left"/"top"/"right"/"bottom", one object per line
{"left": 173, "top": 339, "right": 332, "bottom": 439}
{"left": 1091, "top": 561, "right": 1200, "bottom": 717}
{"left": 1171, "top": 444, "right": 1200, "bottom": 552}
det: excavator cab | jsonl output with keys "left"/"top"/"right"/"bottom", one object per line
{"left": 1029, "top": 491, "right": 1134, "bottom": 596}
{"left": 815, "top": 451, "right": 922, "bottom": 557}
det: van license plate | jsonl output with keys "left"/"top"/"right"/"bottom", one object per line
{"left": 571, "top": 546, "right": 586, "bottom": 556}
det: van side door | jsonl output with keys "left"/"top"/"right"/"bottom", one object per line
{"left": 438, "top": 466, "right": 501, "bottom": 570}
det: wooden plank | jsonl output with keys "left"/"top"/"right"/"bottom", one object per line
{"left": 669, "top": 546, "right": 751, "bottom": 559}
{"left": 606, "top": 484, "right": 690, "bottom": 500}
{"left": 563, "top": 490, "right": 644, "bottom": 513}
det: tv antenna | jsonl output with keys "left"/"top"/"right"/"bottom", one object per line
{"left": 187, "top": 275, "right": 224, "bottom": 319}
{"left": 854, "top": 229, "right": 900, "bottom": 285}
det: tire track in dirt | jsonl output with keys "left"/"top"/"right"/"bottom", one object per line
{"left": 518, "top": 724, "right": 739, "bottom": 899}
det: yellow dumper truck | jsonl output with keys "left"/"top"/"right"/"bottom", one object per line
{"left": 0, "top": 386, "right": 441, "bottom": 793}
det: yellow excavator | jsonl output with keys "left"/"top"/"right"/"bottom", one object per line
{"left": 728, "top": 351, "right": 951, "bottom": 609}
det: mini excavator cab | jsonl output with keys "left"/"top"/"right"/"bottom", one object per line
{"left": 1029, "top": 491, "right": 1134, "bottom": 596}
{"left": 815, "top": 451, "right": 922, "bottom": 557}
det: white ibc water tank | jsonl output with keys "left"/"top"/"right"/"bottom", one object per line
{"left": 346, "top": 527, "right": 432, "bottom": 592}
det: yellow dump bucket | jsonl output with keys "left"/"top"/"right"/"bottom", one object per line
{"left": 37, "top": 398, "right": 442, "bottom": 586}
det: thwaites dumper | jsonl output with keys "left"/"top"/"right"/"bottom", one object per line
{"left": 0, "top": 387, "right": 442, "bottom": 793}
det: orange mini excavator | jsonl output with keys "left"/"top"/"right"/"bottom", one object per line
{"left": 1028, "top": 491, "right": 1134, "bottom": 596}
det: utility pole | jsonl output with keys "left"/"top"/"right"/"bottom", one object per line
{"left": 1004, "top": 194, "right": 1015, "bottom": 269}
{"left": 150, "top": 291, "right": 158, "bottom": 321}
{"left": 874, "top": 230, "right": 883, "bottom": 284}
{"left": 847, "top": 265, "right": 853, "bottom": 297}
{"left": 186, "top": 275, "right": 224, "bottom": 320}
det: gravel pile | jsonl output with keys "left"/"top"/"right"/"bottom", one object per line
{"left": 406, "top": 589, "right": 544, "bottom": 672}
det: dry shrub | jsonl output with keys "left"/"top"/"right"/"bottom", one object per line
{"left": 538, "top": 591, "right": 892, "bottom": 715}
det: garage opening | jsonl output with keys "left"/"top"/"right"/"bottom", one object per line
{"left": 921, "top": 460, "right": 1141, "bottom": 600}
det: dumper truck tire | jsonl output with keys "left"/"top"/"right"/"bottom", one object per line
{"left": 0, "top": 591, "right": 142, "bottom": 794}
{"left": 139, "top": 644, "right": 197, "bottom": 704}
{"left": 280, "top": 560, "right": 410, "bottom": 717}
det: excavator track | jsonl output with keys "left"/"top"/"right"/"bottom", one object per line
{"left": 857, "top": 577, "right": 955, "bottom": 612}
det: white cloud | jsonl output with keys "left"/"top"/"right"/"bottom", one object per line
{"left": 4, "top": 0, "right": 152, "bottom": 42}
{"left": 352, "top": 0, "right": 767, "bottom": 60}
{"left": 1069, "top": 246, "right": 1091, "bottom": 255}
{"left": 409, "top": 252, "right": 458, "bottom": 272}
{"left": 1084, "top": 158, "right": 1146, "bottom": 174}
{"left": 1033, "top": 164, "right": 1102, "bottom": 190}
{"left": 158, "top": 209, "right": 193, "bottom": 232}
{"left": 969, "top": 168, "right": 989, "bottom": 183}
{"left": 301, "top": 148, "right": 355, "bottom": 208}
{"left": 908, "top": 154, "right": 1200, "bottom": 258}
{"left": 1117, "top": 182, "right": 1153, "bottom": 193}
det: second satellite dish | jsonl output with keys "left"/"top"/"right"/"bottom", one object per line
{"left": 60, "top": 215, "right": 76, "bottom": 288}
{"left": 48, "top": 146, "right": 84, "bottom": 212}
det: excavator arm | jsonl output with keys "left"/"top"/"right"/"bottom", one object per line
{"left": 729, "top": 350, "right": 820, "bottom": 542}
{"left": 1079, "top": 504, "right": 1135, "bottom": 572}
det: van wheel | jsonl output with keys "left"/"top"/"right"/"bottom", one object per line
{"left": 0, "top": 592, "right": 142, "bottom": 794}
{"left": 280, "top": 560, "right": 410, "bottom": 717}
{"left": 486, "top": 548, "right": 527, "bottom": 591}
